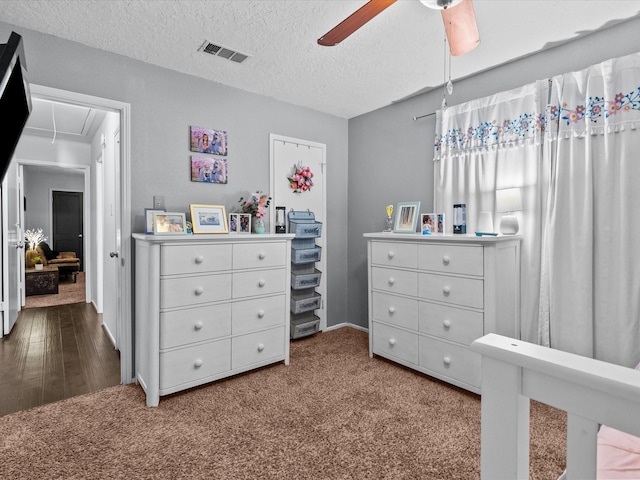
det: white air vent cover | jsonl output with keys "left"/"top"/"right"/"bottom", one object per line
{"left": 200, "top": 41, "right": 250, "bottom": 64}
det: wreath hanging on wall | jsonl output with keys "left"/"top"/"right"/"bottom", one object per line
{"left": 287, "top": 163, "right": 314, "bottom": 193}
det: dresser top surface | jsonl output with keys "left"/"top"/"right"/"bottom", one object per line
{"left": 133, "top": 233, "right": 295, "bottom": 244}
{"left": 364, "top": 232, "right": 522, "bottom": 244}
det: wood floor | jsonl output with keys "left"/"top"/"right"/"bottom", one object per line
{"left": 0, "top": 302, "right": 121, "bottom": 417}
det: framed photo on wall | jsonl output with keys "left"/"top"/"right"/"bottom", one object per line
{"left": 393, "top": 201, "right": 421, "bottom": 233}
{"left": 145, "top": 208, "right": 165, "bottom": 234}
{"left": 152, "top": 211, "right": 187, "bottom": 235}
{"left": 189, "top": 126, "right": 228, "bottom": 156}
{"left": 190, "top": 156, "right": 228, "bottom": 184}
{"left": 190, "top": 204, "right": 228, "bottom": 234}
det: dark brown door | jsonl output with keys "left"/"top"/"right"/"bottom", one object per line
{"left": 52, "top": 191, "right": 83, "bottom": 270}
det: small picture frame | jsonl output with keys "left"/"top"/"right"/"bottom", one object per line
{"left": 190, "top": 204, "right": 228, "bottom": 234}
{"left": 152, "top": 211, "right": 187, "bottom": 235}
{"left": 421, "top": 213, "right": 445, "bottom": 235}
{"left": 393, "top": 201, "right": 421, "bottom": 233}
{"left": 228, "top": 213, "right": 251, "bottom": 234}
{"left": 145, "top": 208, "right": 165, "bottom": 234}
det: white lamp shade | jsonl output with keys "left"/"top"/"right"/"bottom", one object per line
{"left": 496, "top": 188, "right": 523, "bottom": 213}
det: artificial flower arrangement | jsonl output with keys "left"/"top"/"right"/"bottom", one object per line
{"left": 287, "top": 163, "right": 314, "bottom": 193}
{"left": 238, "top": 191, "right": 271, "bottom": 218}
{"left": 24, "top": 228, "right": 47, "bottom": 250}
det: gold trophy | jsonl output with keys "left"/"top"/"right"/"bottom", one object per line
{"left": 384, "top": 204, "right": 394, "bottom": 232}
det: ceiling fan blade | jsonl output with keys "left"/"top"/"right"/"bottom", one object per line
{"left": 318, "top": 0, "right": 397, "bottom": 47}
{"left": 441, "top": 0, "right": 480, "bottom": 56}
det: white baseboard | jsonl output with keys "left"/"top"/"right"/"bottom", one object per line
{"left": 102, "top": 321, "right": 117, "bottom": 349}
{"left": 323, "top": 322, "right": 368, "bottom": 333}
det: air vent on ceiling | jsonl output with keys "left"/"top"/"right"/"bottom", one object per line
{"left": 200, "top": 41, "right": 250, "bottom": 64}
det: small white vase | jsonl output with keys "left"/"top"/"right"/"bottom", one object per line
{"left": 35, "top": 264, "right": 43, "bottom": 270}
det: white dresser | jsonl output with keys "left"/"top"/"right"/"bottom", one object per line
{"left": 133, "top": 233, "right": 295, "bottom": 406}
{"left": 364, "top": 233, "right": 521, "bottom": 394}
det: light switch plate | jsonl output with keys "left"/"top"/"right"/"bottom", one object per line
{"left": 153, "top": 196, "right": 165, "bottom": 210}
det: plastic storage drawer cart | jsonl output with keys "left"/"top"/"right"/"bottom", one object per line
{"left": 288, "top": 210, "right": 323, "bottom": 339}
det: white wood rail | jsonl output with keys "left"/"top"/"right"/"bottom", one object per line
{"left": 470, "top": 333, "right": 640, "bottom": 480}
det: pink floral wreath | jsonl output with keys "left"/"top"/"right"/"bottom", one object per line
{"left": 287, "top": 163, "right": 314, "bottom": 193}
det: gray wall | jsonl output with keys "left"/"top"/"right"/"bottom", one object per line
{"left": 347, "top": 17, "right": 640, "bottom": 329}
{"left": 23, "top": 165, "right": 85, "bottom": 243}
{"left": 1, "top": 21, "right": 349, "bottom": 328}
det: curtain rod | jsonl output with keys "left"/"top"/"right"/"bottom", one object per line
{"left": 413, "top": 111, "right": 436, "bottom": 121}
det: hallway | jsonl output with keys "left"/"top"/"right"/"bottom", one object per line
{"left": 0, "top": 303, "right": 120, "bottom": 417}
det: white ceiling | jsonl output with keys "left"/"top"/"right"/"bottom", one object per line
{"left": 2, "top": 0, "right": 640, "bottom": 119}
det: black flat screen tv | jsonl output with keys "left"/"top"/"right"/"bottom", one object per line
{"left": 0, "top": 31, "right": 32, "bottom": 184}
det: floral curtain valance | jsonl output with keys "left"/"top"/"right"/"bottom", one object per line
{"left": 548, "top": 54, "right": 640, "bottom": 139}
{"left": 434, "top": 82, "right": 548, "bottom": 160}
{"left": 434, "top": 53, "right": 640, "bottom": 159}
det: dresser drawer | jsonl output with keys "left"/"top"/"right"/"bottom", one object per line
{"left": 160, "top": 303, "right": 232, "bottom": 349}
{"left": 232, "top": 269, "right": 286, "bottom": 299}
{"left": 372, "top": 322, "right": 419, "bottom": 365}
{"left": 232, "top": 326, "right": 285, "bottom": 369}
{"left": 232, "top": 295, "right": 286, "bottom": 334}
{"left": 418, "top": 244, "right": 483, "bottom": 276}
{"left": 159, "top": 338, "right": 231, "bottom": 390}
{"left": 161, "top": 244, "right": 232, "bottom": 276}
{"left": 418, "top": 273, "right": 483, "bottom": 309}
{"left": 419, "top": 336, "right": 481, "bottom": 388}
{"left": 419, "top": 302, "right": 483, "bottom": 346}
{"left": 160, "top": 274, "right": 231, "bottom": 309}
{"left": 371, "top": 242, "right": 417, "bottom": 268}
{"left": 372, "top": 292, "right": 419, "bottom": 331}
{"left": 371, "top": 267, "right": 418, "bottom": 297}
{"left": 233, "top": 242, "right": 287, "bottom": 270}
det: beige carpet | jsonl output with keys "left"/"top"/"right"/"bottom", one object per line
{"left": 24, "top": 272, "right": 85, "bottom": 309}
{"left": 0, "top": 328, "right": 566, "bottom": 479}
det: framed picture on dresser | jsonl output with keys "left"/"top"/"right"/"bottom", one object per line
{"left": 145, "top": 208, "right": 165, "bottom": 234}
{"left": 152, "top": 212, "right": 187, "bottom": 235}
{"left": 190, "top": 204, "right": 228, "bottom": 234}
{"left": 393, "top": 201, "right": 421, "bottom": 233}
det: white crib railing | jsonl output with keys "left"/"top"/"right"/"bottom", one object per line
{"left": 470, "top": 333, "right": 640, "bottom": 480}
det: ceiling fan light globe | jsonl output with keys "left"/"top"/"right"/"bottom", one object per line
{"left": 419, "top": 0, "right": 463, "bottom": 10}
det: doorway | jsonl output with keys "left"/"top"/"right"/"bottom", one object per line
{"left": 52, "top": 190, "right": 84, "bottom": 269}
{"left": 1, "top": 84, "right": 132, "bottom": 390}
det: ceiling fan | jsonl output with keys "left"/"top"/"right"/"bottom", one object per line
{"left": 317, "top": 0, "right": 480, "bottom": 56}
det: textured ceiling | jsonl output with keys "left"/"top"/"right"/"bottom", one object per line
{"left": 1, "top": 0, "right": 640, "bottom": 119}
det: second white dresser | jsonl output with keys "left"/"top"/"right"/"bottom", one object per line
{"left": 365, "top": 233, "right": 521, "bottom": 394}
{"left": 134, "top": 233, "right": 295, "bottom": 406}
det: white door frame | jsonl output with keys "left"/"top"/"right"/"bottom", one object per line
{"left": 28, "top": 84, "right": 133, "bottom": 384}
{"left": 269, "top": 134, "right": 327, "bottom": 331}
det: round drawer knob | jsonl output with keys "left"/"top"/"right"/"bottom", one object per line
{"left": 194, "top": 359, "right": 203, "bottom": 368}
{"left": 443, "top": 319, "right": 451, "bottom": 329}
{"left": 194, "top": 321, "right": 204, "bottom": 330}
{"left": 257, "top": 310, "right": 265, "bottom": 318}
{"left": 443, "top": 356, "right": 451, "bottom": 366}
{"left": 195, "top": 256, "right": 204, "bottom": 264}
{"left": 442, "top": 255, "right": 450, "bottom": 266}
{"left": 442, "top": 286, "right": 450, "bottom": 295}
{"left": 389, "top": 338, "right": 396, "bottom": 346}
{"left": 388, "top": 306, "right": 396, "bottom": 314}
{"left": 258, "top": 252, "right": 266, "bottom": 260}
{"left": 257, "top": 343, "right": 265, "bottom": 352}
{"left": 388, "top": 277, "right": 395, "bottom": 286}
{"left": 387, "top": 251, "right": 395, "bottom": 259}
{"left": 258, "top": 279, "right": 266, "bottom": 287}
{"left": 195, "top": 287, "right": 204, "bottom": 296}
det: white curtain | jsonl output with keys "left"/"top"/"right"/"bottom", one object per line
{"left": 434, "top": 81, "right": 549, "bottom": 344}
{"left": 435, "top": 52, "right": 640, "bottom": 367}
{"left": 540, "top": 54, "right": 640, "bottom": 366}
